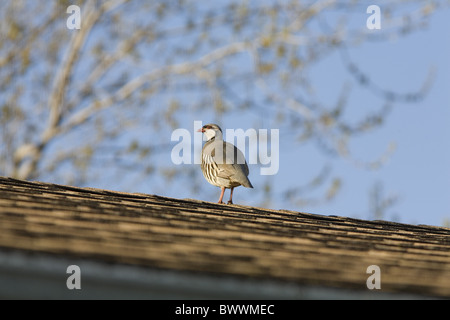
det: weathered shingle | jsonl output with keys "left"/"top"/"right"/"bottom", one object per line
{"left": 0, "top": 176, "right": 449, "bottom": 298}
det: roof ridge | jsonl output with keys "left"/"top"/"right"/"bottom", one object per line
{"left": 1, "top": 176, "right": 448, "bottom": 232}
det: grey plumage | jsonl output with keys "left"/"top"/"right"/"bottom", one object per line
{"left": 198, "top": 124, "right": 253, "bottom": 204}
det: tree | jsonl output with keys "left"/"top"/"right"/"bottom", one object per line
{"left": 368, "top": 181, "right": 399, "bottom": 221}
{"left": 0, "top": 0, "right": 441, "bottom": 207}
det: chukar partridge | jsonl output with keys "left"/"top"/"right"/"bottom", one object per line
{"left": 198, "top": 123, "right": 253, "bottom": 204}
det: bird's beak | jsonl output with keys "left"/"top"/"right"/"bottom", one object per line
{"left": 197, "top": 128, "right": 204, "bottom": 133}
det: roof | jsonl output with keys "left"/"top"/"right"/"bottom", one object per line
{"left": 0, "top": 176, "right": 449, "bottom": 299}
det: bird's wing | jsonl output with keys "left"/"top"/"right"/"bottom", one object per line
{"left": 212, "top": 141, "right": 249, "bottom": 179}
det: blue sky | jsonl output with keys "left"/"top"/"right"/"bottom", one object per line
{"left": 158, "top": 4, "right": 450, "bottom": 227}
{"left": 311, "top": 8, "right": 448, "bottom": 225}
{"left": 313, "top": 7, "right": 450, "bottom": 226}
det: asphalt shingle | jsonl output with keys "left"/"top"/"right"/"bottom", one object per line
{"left": 0, "top": 176, "right": 449, "bottom": 298}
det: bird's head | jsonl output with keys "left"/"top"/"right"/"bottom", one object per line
{"left": 197, "top": 123, "right": 223, "bottom": 141}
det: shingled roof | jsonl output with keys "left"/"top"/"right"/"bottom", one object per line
{"left": 1, "top": 176, "right": 449, "bottom": 299}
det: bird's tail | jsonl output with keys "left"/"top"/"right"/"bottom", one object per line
{"left": 242, "top": 178, "right": 253, "bottom": 189}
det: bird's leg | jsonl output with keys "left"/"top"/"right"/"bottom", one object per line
{"left": 227, "top": 187, "right": 234, "bottom": 204}
{"left": 218, "top": 187, "right": 226, "bottom": 204}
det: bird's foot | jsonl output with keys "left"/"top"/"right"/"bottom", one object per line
{"left": 227, "top": 200, "right": 233, "bottom": 205}
{"left": 218, "top": 201, "right": 225, "bottom": 204}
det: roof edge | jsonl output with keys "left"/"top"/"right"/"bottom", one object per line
{"left": 0, "top": 249, "right": 436, "bottom": 300}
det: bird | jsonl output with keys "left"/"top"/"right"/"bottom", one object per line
{"left": 198, "top": 123, "right": 253, "bottom": 204}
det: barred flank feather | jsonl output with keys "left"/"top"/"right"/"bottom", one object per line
{"left": 201, "top": 154, "right": 220, "bottom": 186}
